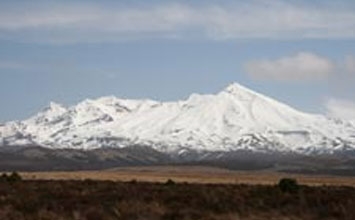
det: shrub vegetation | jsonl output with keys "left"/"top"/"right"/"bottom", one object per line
{"left": 278, "top": 178, "right": 299, "bottom": 193}
{"left": 0, "top": 177, "right": 353, "bottom": 219}
{"left": 0, "top": 172, "right": 22, "bottom": 183}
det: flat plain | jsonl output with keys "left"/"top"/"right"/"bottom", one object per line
{"left": 19, "top": 166, "right": 355, "bottom": 186}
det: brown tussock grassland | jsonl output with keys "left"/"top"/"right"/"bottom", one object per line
{"left": 19, "top": 166, "right": 355, "bottom": 186}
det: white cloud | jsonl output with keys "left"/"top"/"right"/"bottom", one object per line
{"left": 0, "top": 1, "right": 355, "bottom": 43}
{"left": 326, "top": 99, "right": 355, "bottom": 121}
{"left": 244, "top": 52, "right": 335, "bottom": 81}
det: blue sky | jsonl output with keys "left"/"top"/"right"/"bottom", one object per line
{"left": 1, "top": 0, "right": 355, "bottom": 122}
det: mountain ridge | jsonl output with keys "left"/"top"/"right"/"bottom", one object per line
{"left": 1, "top": 82, "right": 355, "bottom": 156}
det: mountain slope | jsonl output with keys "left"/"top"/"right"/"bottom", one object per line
{"left": 1, "top": 83, "right": 355, "bottom": 156}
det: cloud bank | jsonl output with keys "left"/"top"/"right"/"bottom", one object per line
{"left": 244, "top": 52, "right": 335, "bottom": 81}
{"left": 0, "top": 1, "right": 355, "bottom": 43}
{"left": 326, "top": 99, "right": 355, "bottom": 122}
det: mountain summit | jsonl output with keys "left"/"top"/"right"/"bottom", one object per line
{"left": 1, "top": 83, "right": 355, "bottom": 155}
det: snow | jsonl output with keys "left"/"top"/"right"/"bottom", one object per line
{"left": 0, "top": 82, "right": 355, "bottom": 154}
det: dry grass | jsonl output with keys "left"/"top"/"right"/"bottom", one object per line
{"left": 19, "top": 166, "right": 355, "bottom": 186}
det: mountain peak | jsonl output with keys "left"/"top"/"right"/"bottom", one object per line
{"left": 27, "top": 101, "right": 67, "bottom": 125}
{"left": 223, "top": 82, "right": 255, "bottom": 94}
{"left": 220, "top": 82, "right": 261, "bottom": 101}
{"left": 46, "top": 102, "right": 66, "bottom": 113}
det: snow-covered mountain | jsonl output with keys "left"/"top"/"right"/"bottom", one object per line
{"left": 1, "top": 83, "right": 355, "bottom": 156}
